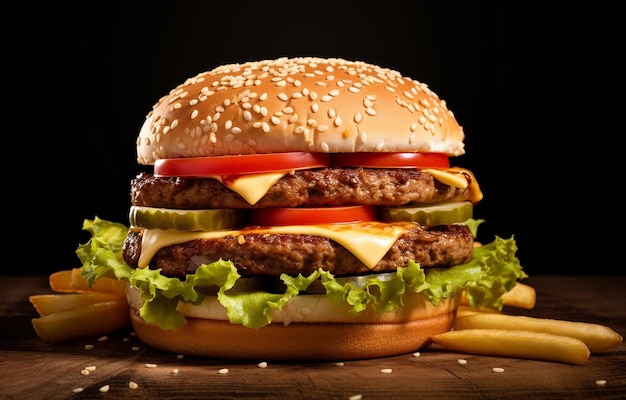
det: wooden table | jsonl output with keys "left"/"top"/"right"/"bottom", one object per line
{"left": 1, "top": 275, "right": 625, "bottom": 399}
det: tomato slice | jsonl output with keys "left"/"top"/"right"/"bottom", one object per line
{"left": 331, "top": 152, "right": 449, "bottom": 169}
{"left": 154, "top": 152, "right": 330, "bottom": 177}
{"left": 249, "top": 206, "right": 377, "bottom": 226}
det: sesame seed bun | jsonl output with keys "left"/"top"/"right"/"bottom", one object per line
{"left": 136, "top": 57, "right": 465, "bottom": 164}
{"left": 128, "top": 287, "right": 460, "bottom": 360}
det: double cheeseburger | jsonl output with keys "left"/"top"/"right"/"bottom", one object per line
{"left": 79, "top": 57, "right": 525, "bottom": 360}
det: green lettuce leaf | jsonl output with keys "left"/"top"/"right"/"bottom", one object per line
{"left": 77, "top": 217, "right": 526, "bottom": 331}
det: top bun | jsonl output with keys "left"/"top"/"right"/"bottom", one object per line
{"left": 137, "top": 57, "right": 465, "bottom": 165}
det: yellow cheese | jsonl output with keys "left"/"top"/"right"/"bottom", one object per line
{"left": 423, "top": 167, "right": 483, "bottom": 203}
{"left": 138, "top": 222, "right": 411, "bottom": 270}
{"left": 215, "top": 171, "right": 288, "bottom": 205}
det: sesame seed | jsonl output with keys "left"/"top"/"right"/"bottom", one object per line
{"left": 349, "top": 395, "right": 362, "bottom": 400}
{"left": 99, "top": 385, "right": 110, "bottom": 393}
{"left": 412, "top": 352, "right": 421, "bottom": 357}
{"left": 72, "top": 388, "right": 84, "bottom": 393}
{"left": 129, "top": 381, "right": 138, "bottom": 389}
{"left": 258, "top": 361, "right": 268, "bottom": 368}
{"left": 218, "top": 368, "right": 229, "bottom": 375}
{"left": 84, "top": 344, "right": 94, "bottom": 350}
{"left": 172, "top": 368, "right": 179, "bottom": 374}
{"left": 335, "top": 362, "right": 345, "bottom": 366}
{"left": 145, "top": 363, "right": 157, "bottom": 368}
{"left": 380, "top": 368, "right": 393, "bottom": 374}
{"left": 596, "top": 380, "right": 607, "bottom": 386}
{"left": 492, "top": 367, "right": 505, "bottom": 373}
{"left": 458, "top": 359, "right": 467, "bottom": 365}
{"left": 132, "top": 346, "right": 140, "bottom": 351}
{"left": 177, "top": 354, "right": 184, "bottom": 359}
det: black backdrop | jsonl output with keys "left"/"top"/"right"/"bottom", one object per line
{"left": 16, "top": 1, "right": 573, "bottom": 276}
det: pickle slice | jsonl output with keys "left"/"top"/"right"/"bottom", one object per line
{"left": 380, "top": 201, "right": 473, "bottom": 226}
{"left": 129, "top": 206, "right": 243, "bottom": 231}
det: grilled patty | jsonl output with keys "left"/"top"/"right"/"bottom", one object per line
{"left": 123, "top": 224, "right": 474, "bottom": 278}
{"left": 131, "top": 167, "right": 472, "bottom": 209}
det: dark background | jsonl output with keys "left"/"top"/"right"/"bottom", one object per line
{"left": 14, "top": 1, "right": 579, "bottom": 276}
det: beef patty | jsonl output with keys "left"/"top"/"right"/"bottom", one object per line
{"left": 131, "top": 167, "right": 473, "bottom": 209}
{"left": 123, "top": 224, "right": 474, "bottom": 278}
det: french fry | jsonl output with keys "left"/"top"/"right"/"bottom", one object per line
{"left": 456, "top": 305, "right": 500, "bottom": 317}
{"left": 29, "top": 293, "right": 121, "bottom": 316}
{"left": 49, "top": 268, "right": 128, "bottom": 298}
{"left": 453, "top": 313, "right": 623, "bottom": 353}
{"left": 460, "top": 282, "right": 536, "bottom": 310}
{"left": 500, "top": 282, "right": 536, "bottom": 309}
{"left": 48, "top": 270, "right": 74, "bottom": 292}
{"left": 431, "top": 329, "right": 590, "bottom": 365}
{"left": 31, "top": 300, "right": 130, "bottom": 344}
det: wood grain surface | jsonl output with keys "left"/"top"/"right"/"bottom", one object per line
{"left": 1, "top": 275, "right": 625, "bottom": 400}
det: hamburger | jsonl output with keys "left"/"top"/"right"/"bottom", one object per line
{"left": 79, "top": 57, "right": 525, "bottom": 361}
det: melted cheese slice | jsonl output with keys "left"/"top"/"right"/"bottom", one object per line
{"left": 215, "top": 172, "right": 288, "bottom": 205}
{"left": 423, "top": 167, "right": 483, "bottom": 203}
{"left": 138, "top": 222, "right": 411, "bottom": 270}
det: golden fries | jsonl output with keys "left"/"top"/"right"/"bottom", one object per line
{"left": 31, "top": 300, "right": 130, "bottom": 344}
{"left": 453, "top": 313, "right": 623, "bottom": 353}
{"left": 435, "top": 281, "right": 623, "bottom": 365}
{"left": 431, "top": 329, "right": 590, "bottom": 365}
{"left": 460, "top": 282, "right": 536, "bottom": 310}
{"left": 49, "top": 268, "right": 128, "bottom": 297}
{"left": 500, "top": 282, "right": 536, "bottom": 309}
{"left": 31, "top": 269, "right": 131, "bottom": 344}
{"left": 29, "top": 293, "right": 121, "bottom": 316}
{"left": 456, "top": 305, "right": 500, "bottom": 317}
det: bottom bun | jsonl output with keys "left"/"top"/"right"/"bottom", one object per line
{"left": 129, "top": 294, "right": 460, "bottom": 361}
